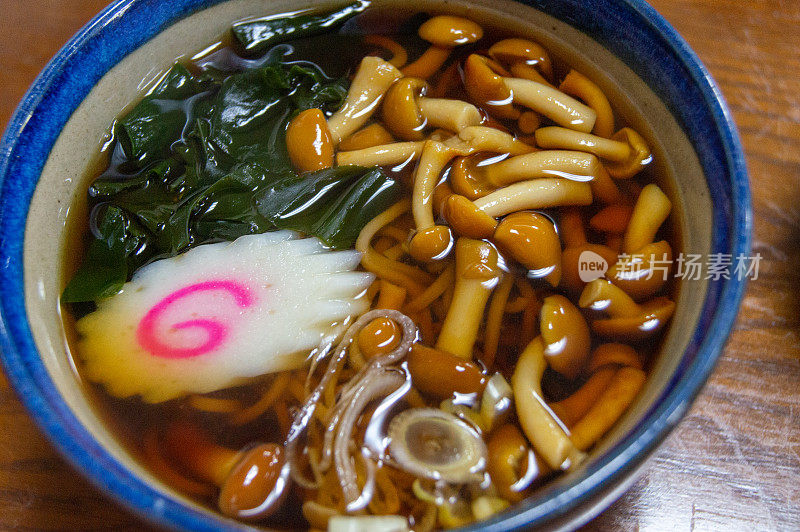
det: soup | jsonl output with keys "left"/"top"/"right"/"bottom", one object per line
{"left": 62, "top": 3, "right": 678, "bottom": 530}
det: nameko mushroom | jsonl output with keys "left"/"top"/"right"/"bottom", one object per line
{"left": 579, "top": 279, "right": 676, "bottom": 341}
{"left": 326, "top": 56, "right": 402, "bottom": 144}
{"left": 402, "top": 15, "right": 484, "bottom": 78}
{"left": 164, "top": 421, "right": 289, "bottom": 520}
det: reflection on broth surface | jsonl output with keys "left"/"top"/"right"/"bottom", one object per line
{"left": 61, "top": 3, "right": 679, "bottom": 529}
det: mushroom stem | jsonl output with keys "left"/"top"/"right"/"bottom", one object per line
{"left": 503, "top": 77, "right": 596, "bottom": 133}
{"left": 473, "top": 178, "right": 593, "bottom": 218}
{"left": 417, "top": 97, "right": 483, "bottom": 133}
{"left": 164, "top": 421, "right": 289, "bottom": 520}
{"left": 164, "top": 421, "right": 240, "bottom": 486}
{"left": 453, "top": 126, "right": 535, "bottom": 155}
{"left": 336, "top": 141, "right": 425, "bottom": 167}
{"left": 436, "top": 238, "right": 503, "bottom": 359}
{"left": 559, "top": 69, "right": 615, "bottom": 138}
{"left": 534, "top": 126, "right": 631, "bottom": 162}
{"left": 472, "top": 150, "right": 619, "bottom": 204}
{"left": 569, "top": 367, "right": 646, "bottom": 451}
{"left": 605, "top": 128, "right": 652, "bottom": 178}
{"left": 408, "top": 140, "right": 466, "bottom": 261}
{"left": 511, "top": 337, "right": 586, "bottom": 470}
{"left": 623, "top": 184, "right": 672, "bottom": 253}
{"left": 327, "top": 56, "right": 402, "bottom": 144}
{"left": 549, "top": 367, "right": 617, "bottom": 427}
{"left": 364, "top": 34, "right": 409, "bottom": 68}
{"left": 401, "top": 45, "right": 453, "bottom": 78}
{"left": 402, "top": 15, "right": 483, "bottom": 79}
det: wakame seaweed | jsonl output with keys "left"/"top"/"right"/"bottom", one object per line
{"left": 63, "top": 31, "right": 400, "bottom": 303}
{"left": 231, "top": 1, "right": 367, "bottom": 55}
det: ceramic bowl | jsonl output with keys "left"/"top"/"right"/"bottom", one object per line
{"left": 0, "top": 0, "right": 750, "bottom": 530}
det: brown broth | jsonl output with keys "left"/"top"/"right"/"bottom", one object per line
{"left": 62, "top": 7, "right": 682, "bottom": 530}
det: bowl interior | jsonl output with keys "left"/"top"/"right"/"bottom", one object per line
{"left": 21, "top": 0, "right": 712, "bottom": 528}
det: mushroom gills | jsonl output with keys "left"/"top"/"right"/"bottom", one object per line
{"left": 388, "top": 408, "right": 487, "bottom": 484}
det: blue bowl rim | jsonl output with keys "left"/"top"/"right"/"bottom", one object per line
{"left": 0, "top": 0, "right": 750, "bottom": 531}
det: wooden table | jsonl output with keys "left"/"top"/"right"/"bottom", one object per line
{"left": 1, "top": 0, "right": 798, "bottom": 529}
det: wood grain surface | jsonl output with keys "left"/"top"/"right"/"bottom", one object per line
{"left": 1, "top": 0, "right": 798, "bottom": 530}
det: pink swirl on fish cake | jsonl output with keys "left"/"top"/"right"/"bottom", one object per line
{"left": 136, "top": 280, "right": 254, "bottom": 359}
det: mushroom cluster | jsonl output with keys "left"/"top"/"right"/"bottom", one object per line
{"left": 141, "top": 11, "right": 679, "bottom": 532}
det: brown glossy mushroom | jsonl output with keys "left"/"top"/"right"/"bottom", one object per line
{"left": 358, "top": 317, "right": 402, "bottom": 359}
{"left": 623, "top": 184, "right": 672, "bottom": 254}
{"left": 336, "top": 140, "right": 425, "bottom": 167}
{"left": 585, "top": 342, "right": 643, "bottom": 374}
{"left": 589, "top": 204, "right": 634, "bottom": 234}
{"left": 488, "top": 38, "right": 553, "bottom": 81}
{"left": 607, "top": 240, "right": 673, "bottom": 300}
{"left": 604, "top": 127, "right": 652, "bottom": 178}
{"left": 463, "top": 54, "right": 519, "bottom": 120}
{"left": 473, "top": 150, "right": 620, "bottom": 204}
{"left": 402, "top": 15, "right": 483, "bottom": 79}
{"left": 436, "top": 238, "right": 504, "bottom": 359}
{"left": 558, "top": 69, "right": 615, "bottom": 138}
{"left": 443, "top": 194, "right": 499, "bottom": 239}
{"left": 534, "top": 126, "right": 633, "bottom": 162}
{"left": 407, "top": 343, "right": 487, "bottom": 400}
{"left": 451, "top": 125, "right": 535, "bottom": 156}
{"left": 473, "top": 178, "right": 593, "bottom": 218}
{"left": 579, "top": 279, "right": 675, "bottom": 341}
{"left": 285, "top": 108, "right": 334, "bottom": 173}
{"left": 539, "top": 294, "right": 591, "bottom": 379}
{"left": 164, "top": 421, "right": 288, "bottom": 520}
{"left": 327, "top": 56, "right": 402, "bottom": 144}
{"left": 511, "top": 336, "right": 586, "bottom": 470}
{"left": 569, "top": 366, "right": 646, "bottom": 451}
{"left": 408, "top": 140, "right": 471, "bottom": 261}
{"left": 493, "top": 211, "right": 562, "bottom": 286}
{"left": 338, "top": 122, "right": 395, "bottom": 151}
{"left": 486, "top": 424, "right": 546, "bottom": 502}
{"left": 382, "top": 77, "right": 483, "bottom": 139}
{"left": 559, "top": 208, "right": 620, "bottom": 294}
{"left": 502, "top": 77, "right": 596, "bottom": 133}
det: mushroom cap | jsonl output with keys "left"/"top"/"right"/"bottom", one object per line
{"left": 464, "top": 54, "right": 519, "bottom": 120}
{"left": 488, "top": 38, "right": 553, "bottom": 80}
{"left": 605, "top": 127, "right": 652, "bottom": 179}
{"left": 407, "top": 344, "right": 487, "bottom": 400}
{"left": 286, "top": 108, "right": 334, "bottom": 173}
{"left": 540, "top": 294, "right": 591, "bottom": 379}
{"left": 444, "top": 194, "right": 498, "bottom": 239}
{"left": 455, "top": 237, "right": 503, "bottom": 282}
{"left": 382, "top": 77, "right": 429, "bottom": 140}
{"left": 388, "top": 408, "right": 488, "bottom": 483}
{"left": 607, "top": 240, "right": 672, "bottom": 301}
{"left": 432, "top": 182, "right": 455, "bottom": 217}
{"left": 418, "top": 15, "right": 484, "bottom": 47}
{"left": 493, "top": 211, "right": 562, "bottom": 286}
{"left": 357, "top": 317, "right": 402, "bottom": 359}
{"left": 449, "top": 154, "right": 495, "bottom": 200}
{"left": 218, "top": 443, "right": 288, "bottom": 520}
{"left": 591, "top": 297, "right": 675, "bottom": 341}
{"left": 408, "top": 224, "right": 454, "bottom": 262}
